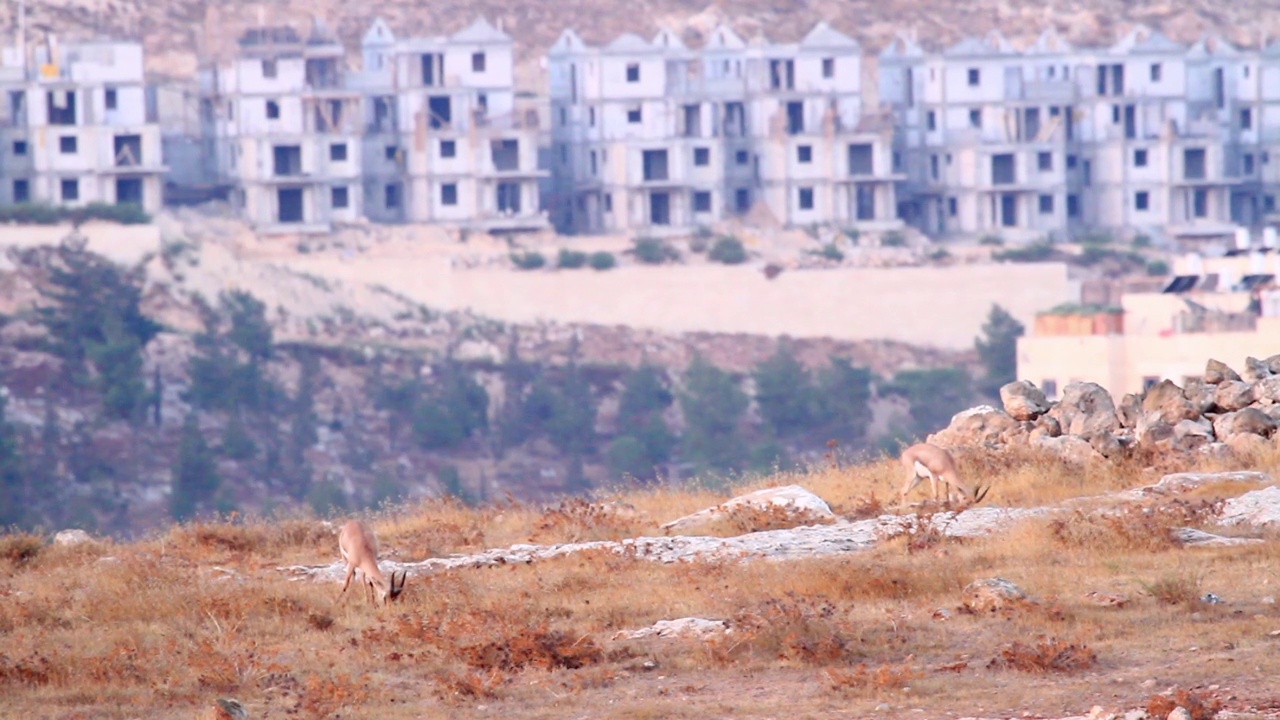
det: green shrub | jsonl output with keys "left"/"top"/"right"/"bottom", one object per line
{"left": 979, "top": 234, "right": 1005, "bottom": 246}
{"left": 843, "top": 227, "right": 861, "bottom": 242}
{"left": 511, "top": 251, "right": 546, "bottom": 270}
{"left": 588, "top": 251, "right": 616, "bottom": 270}
{"left": 994, "top": 241, "right": 1055, "bottom": 263}
{"left": 0, "top": 202, "right": 151, "bottom": 225}
{"left": 708, "top": 235, "right": 748, "bottom": 264}
{"left": 881, "top": 231, "right": 907, "bottom": 247}
{"left": 557, "top": 249, "right": 588, "bottom": 269}
{"left": 1132, "top": 234, "right": 1152, "bottom": 248}
{"left": 1146, "top": 259, "right": 1170, "bottom": 276}
{"left": 633, "top": 237, "right": 677, "bottom": 264}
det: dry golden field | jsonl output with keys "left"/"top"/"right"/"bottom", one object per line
{"left": 2, "top": 447, "right": 1280, "bottom": 720}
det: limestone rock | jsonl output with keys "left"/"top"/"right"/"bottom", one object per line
{"left": 1212, "top": 407, "right": 1276, "bottom": 439}
{"left": 1082, "top": 591, "right": 1129, "bottom": 608}
{"left": 1136, "top": 411, "right": 1174, "bottom": 447}
{"left": 1244, "top": 356, "right": 1274, "bottom": 382}
{"left": 660, "top": 484, "right": 835, "bottom": 534}
{"left": 1116, "top": 392, "right": 1143, "bottom": 429}
{"left": 1204, "top": 358, "right": 1240, "bottom": 384}
{"left": 1172, "top": 418, "right": 1214, "bottom": 449}
{"left": 1141, "top": 379, "right": 1199, "bottom": 424}
{"left": 1032, "top": 434, "right": 1103, "bottom": 465}
{"left": 1213, "top": 380, "right": 1255, "bottom": 412}
{"left": 1181, "top": 378, "right": 1216, "bottom": 414}
{"left": 962, "top": 577, "right": 1027, "bottom": 613}
{"left": 1047, "top": 382, "right": 1119, "bottom": 438}
{"left": 1034, "top": 413, "right": 1062, "bottom": 437}
{"left": 1168, "top": 706, "right": 1193, "bottom": 720}
{"left": 1265, "top": 353, "right": 1280, "bottom": 375}
{"left": 614, "top": 617, "right": 731, "bottom": 640}
{"left": 1252, "top": 375, "right": 1280, "bottom": 404}
{"left": 53, "top": 529, "right": 93, "bottom": 546}
{"left": 1172, "top": 527, "right": 1263, "bottom": 547}
{"left": 1227, "top": 432, "right": 1271, "bottom": 459}
{"left": 1218, "top": 486, "right": 1280, "bottom": 528}
{"left": 927, "top": 405, "right": 1020, "bottom": 447}
{"left": 1000, "top": 380, "right": 1050, "bottom": 421}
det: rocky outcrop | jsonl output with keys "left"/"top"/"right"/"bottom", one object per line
{"left": 961, "top": 578, "right": 1028, "bottom": 612}
{"left": 659, "top": 484, "right": 835, "bottom": 534}
{"left": 931, "top": 362, "right": 1280, "bottom": 462}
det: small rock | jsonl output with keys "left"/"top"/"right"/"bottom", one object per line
{"left": 1001, "top": 380, "right": 1050, "bottom": 421}
{"left": 1142, "top": 380, "right": 1199, "bottom": 424}
{"left": 1204, "top": 358, "right": 1241, "bottom": 384}
{"left": 1213, "top": 381, "right": 1255, "bottom": 412}
{"left": 1243, "top": 356, "right": 1273, "bottom": 382}
{"left": 875, "top": 703, "right": 891, "bottom": 712}
{"left": 53, "top": 529, "right": 93, "bottom": 546}
{"left": 1083, "top": 590, "right": 1130, "bottom": 608}
{"left": 962, "top": 577, "right": 1027, "bottom": 613}
{"left": 1202, "top": 593, "right": 1224, "bottom": 604}
{"left": 1124, "top": 709, "right": 1149, "bottom": 720}
{"left": 1168, "top": 706, "right": 1193, "bottom": 720}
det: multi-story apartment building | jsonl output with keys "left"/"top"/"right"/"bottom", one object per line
{"left": 200, "top": 23, "right": 364, "bottom": 232}
{"left": 881, "top": 26, "right": 1250, "bottom": 243}
{"left": 547, "top": 22, "right": 901, "bottom": 235}
{"left": 0, "top": 37, "right": 166, "bottom": 213}
{"left": 353, "top": 18, "right": 546, "bottom": 230}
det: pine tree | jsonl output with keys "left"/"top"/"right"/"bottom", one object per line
{"left": 170, "top": 413, "right": 220, "bottom": 521}
{"left": 679, "top": 356, "right": 749, "bottom": 474}
{"left": 975, "top": 304, "right": 1026, "bottom": 400}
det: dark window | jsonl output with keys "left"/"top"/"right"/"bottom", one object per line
{"left": 1143, "top": 376, "right": 1159, "bottom": 391}
{"left": 798, "top": 187, "right": 814, "bottom": 210}
{"left": 641, "top": 149, "right": 669, "bottom": 181}
{"left": 262, "top": 58, "right": 277, "bottom": 78}
{"left": 734, "top": 188, "right": 750, "bottom": 213}
{"left": 1042, "top": 379, "right": 1058, "bottom": 398}
{"left": 693, "top": 147, "right": 710, "bottom": 166}
{"left": 441, "top": 183, "right": 458, "bottom": 206}
{"left": 12, "top": 140, "right": 26, "bottom": 156}
{"left": 385, "top": 183, "right": 401, "bottom": 209}
{"left": 60, "top": 178, "right": 78, "bottom": 201}
{"left": 1039, "top": 194, "right": 1054, "bottom": 214}
{"left": 385, "top": 145, "right": 398, "bottom": 161}
{"left": 848, "top": 143, "right": 873, "bottom": 175}
{"left": 927, "top": 110, "right": 936, "bottom": 131}
{"left": 1067, "top": 154, "right": 1077, "bottom": 169}
{"left": 1245, "top": 154, "right": 1255, "bottom": 175}
{"left": 798, "top": 145, "right": 812, "bottom": 163}
{"left": 604, "top": 193, "right": 613, "bottom": 212}
{"left": 1150, "top": 63, "right": 1161, "bottom": 82}
{"left": 1241, "top": 108, "right": 1253, "bottom": 130}
{"left": 992, "top": 154, "right": 1015, "bottom": 185}
{"left": 948, "top": 197, "right": 957, "bottom": 216}
{"left": 1135, "top": 191, "right": 1149, "bottom": 211}
{"left": 13, "top": 179, "right": 29, "bottom": 203}
{"left": 59, "top": 135, "right": 77, "bottom": 154}
{"left": 627, "top": 107, "right": 641, "bottom": 123}
{"left": 329, "top": 143, "right": 347, "bottom": 162}
{"left": 472, "top": 52, "right": 486, "bottom": 73}
{"left": 626, "top": 63, "right": 640, "bottom": 82}
{"left": 441, "top": 139, "right": 456, "bottom": 158}
{"left": 735, "top": 149, "right": 749, "bottom": 165}
{"left": 105, "top": 87, "right": 117, "bottom": 110}
{"left": 967, "top": 68, "right": 979, "bottom": 86}
{"left": 331, "top": 186, "right": 349, "bottom": 209}
{"left": 1067, "top": 194, "right": 1080, "bottom": 217}
{"left": 969, "top": 108, "right": 981, "bottom": 128}
{"left": 1184, "top": 148, "right": 1206, "bottom": 180}
{"left": 693, "top": 191, "right": 711, "bottom": 213}
{"left": 822, "top": 58, "right": 834, "bottom": 78}
{"left": 1038, "top": 151, "right": 1052, "bottom": 171}
{"left": 1134, "top": 148, "right": 1148, "bottom": 167}
{"left": 266, "top": 100, "right": 280, "bottom": 119}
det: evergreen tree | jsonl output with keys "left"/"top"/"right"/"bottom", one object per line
{"left": 411, "top": 365, "right": 489, "bottom": 450}
{"left": 975, "top": 304, "right": 1026, "bottom": 400}
{"left": 607, "top": 365, "right": 675, "bottom": 481}
{"left": 0, "top": 393, "right": 26, "bottom": 527}
{"left": 813, "top": 357, "right": 874, "bottom": 444}
{"left": 890, "top": 367, "right": 974, "bottom": 440}
{"left": 170, "top": 413, "right": 220, "bottom": 521}
{"left": 679, "top": 357, "right": 749, "bottom": 473}
{"left": 752, "top": 346, "right": 820, "bottom": 439}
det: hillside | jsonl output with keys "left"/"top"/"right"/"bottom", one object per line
{"left": 1, "top": 0, "right": 1272, "bottom": 83}
{"left": 0, "top": 216, "right": 983, "bottom": 537}
{"left": 1, "top": 447, "right": 1278, "bottom": 718}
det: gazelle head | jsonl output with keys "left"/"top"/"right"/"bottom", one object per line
{"left": 383, "top": 570, "right": 407, "bottom": 604}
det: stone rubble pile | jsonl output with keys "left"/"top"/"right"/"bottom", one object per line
{"left": 928, "top": 356, "right": 1280, "bottom": 464}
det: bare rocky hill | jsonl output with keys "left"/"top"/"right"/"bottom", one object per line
{"left": 3, "top": 0, "right": 1272, "bottom": 84}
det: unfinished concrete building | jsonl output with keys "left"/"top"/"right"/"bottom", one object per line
{"left": 200, "top": 23, "right": 364, "bottom": 232}
{"left": 0, "top": 37, "right": 166, "bottom": 213}
{"left": 354, "top": 18, "right": 547, "bottom": 231}
{"left": 546, "top": 22, "right": 902, "bottom": 234}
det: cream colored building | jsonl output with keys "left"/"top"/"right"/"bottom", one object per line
{"left": 1018, "top": 250, "right": 1280, "bottom": 398}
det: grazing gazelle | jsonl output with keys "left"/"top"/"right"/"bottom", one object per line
{"left": 898, "top": 442, "right": 989, "bottom": 509}
{"left": 338, "top": 520, "right": 406, "bottom": 606}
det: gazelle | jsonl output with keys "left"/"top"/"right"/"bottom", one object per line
{"left": 898, "top": 442, "right": 989, "bottom": 510}
{"left": 338, "top": 520, "right": 406, "bottom": 606}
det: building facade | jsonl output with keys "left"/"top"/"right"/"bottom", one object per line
{"left": 0, "top": 37, "right": 166, "bottom": 213}
{"left": 353, "top": 18, "right": 546, "bottom": 231}
{"left": 546, "top": 22, "right": 902, "bottom": 235}
{"left": 881, "top": 26, "right": 1261, "bottom": 244}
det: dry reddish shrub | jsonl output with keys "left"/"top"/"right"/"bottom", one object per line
{"left": 434, "top": 668, "right": 507, "bottom": 702}
{"left": 0, "top": 652, "right": 56, "bottom": 686}
{"left": 1146, "top": 688, "right": 1222, "bottom": 720}
{"left": 460, "top": 623, "right": 603, "bottom": 672}
{"left": 528, "top": 498, "right": 646, "bottom": 543}
{"left": 835, "top": 494, "right": 885, "bottom": 521}
{"left": 824, "top": 662, "right": 919, "bottom": 693}
{"left": 1049, "top": 499, "right": 1223, "bottom": 554}
{"left": 989, "top": 637, "right": 1098, "bottom": 673}
{"left": 1140, "top": 572, "right": 1205, "bottom": 606}
{"left": 721, "top": 502, "right": 836, "bottom": 534}
{"left": 299, "top": 673, "right": 371, "bottom": 718}
{"left": 705, "top": 593, "right": 856, "bottom": 667}
{"left": 0, "top": 533, "right": 43, "bottom": 568}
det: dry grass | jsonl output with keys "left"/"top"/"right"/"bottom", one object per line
{"left": 0, "top": 449, "right": 1279, "bottom": 718}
